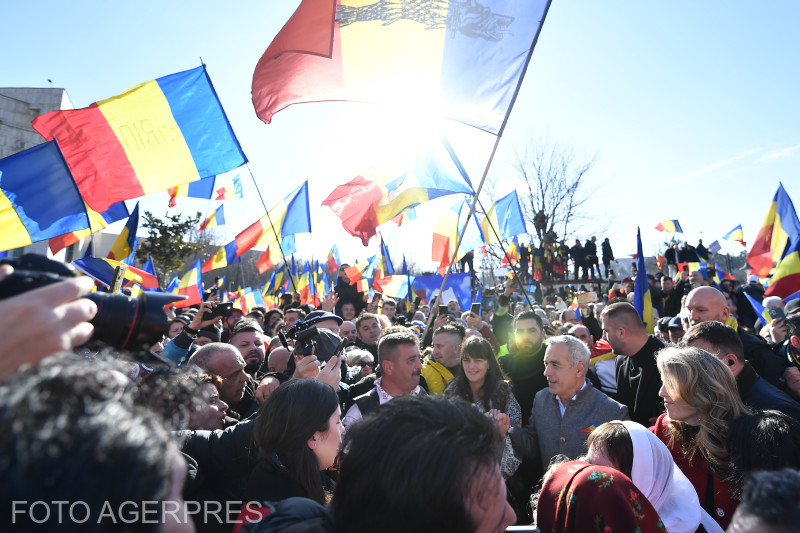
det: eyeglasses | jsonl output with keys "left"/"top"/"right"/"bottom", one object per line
{"left": 357, "top": 362, "right": 374, "bottom": 369}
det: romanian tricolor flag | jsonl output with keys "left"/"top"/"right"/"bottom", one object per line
{"left": 215, "top": 174, "right": 243, "bottom": 201}
{"left": 322, "top": 134, "right": 474, "bottom": 246}
{"left": 743, "top": 291, "right": 773, "bottom": 325}
{"left": 107, "top": 202, "right": 140, "bottom": 265}
{"left": 713, "top": 263, "right": 736, "bottom": 284}
{"left": 168, "top": 175, "right": 216, "bottom": 208}
{"left": 204, "top": 182, "right": 309, "bottom": 272}
{"left": 256, "top": 236, "right": 296, "bottom": 275}
{"left": 480, "top": 190, "right": 527, "bottom": 245}
{"left": 168, "top": 259, "right": 203, "bottom": 308}
{"left": 71, "top": 257, "right": 159, "bottom": 289}
{"left": 747, "top": 184, "right": 800, "bottom": 278}
{"left": 432, "top": 198, "right": 484, "bottom": 275}
{"left": 764, "top": 237, "right": 800, "bottom": 299}
{"left": 202, "top": 241, "right": 240, "bottom": 273}
{"left": 327, "top": 244, "right": 341, "bottom": 274}
{"left": 633, "top": 228, "right": 654, "bottom": 334}
{"left": 32, "top": 66, "right": 247, "bottom": 213}
{"left": 654, "top": 220, "right": 683, "bottom": 233}
{"left": 501, "top": 237, "right": 520, "bottom": 268}
{"left": 198, "top": 205, "right": 225, "bottom": 232}
{"left": 343, "top": 257, "right": 374, "bottom": 286}
{"left": 373, "top": 274, "right": 409, "bottom": 300}
{"left": 723, "top": 224, "right": 746, "bottom": 246}
{"left": 0, "top": 141, "right": 90, "bottom": 252}
{"left": 239, "top": 287, "right": 266, "bottom": 314}
{"left": 252, "top": 0, "right": 551, "bottom": 135}
{"left": 165, "top": 275, "right": 179, "bottom": 293}
{"left": 49, "top": 201, "right": 129, "bottom": 255}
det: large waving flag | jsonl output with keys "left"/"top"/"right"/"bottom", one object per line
{"left": 480, "top": 190, "right": 527, "bottom": 245}
{"left": 747, "top": 184, "right": 800, "bottom": 277}
{"left": 32, "top": 66, "right": 247, "bottom": 213}
{"left": 49, "top": 201, "right": 129, "bottom": 255}
{"left": 252, "top": 0, "right": 551, "bottom": 135}
{"left": 215, "top": 174, "right": 243, "bottom": 200}
{"left": 323, "top": 135, "right": 474, "bottom": 245}
{"left": 203, "top": 181, "right": 310, "bottom": 272}
{"left": 72, "top": 257, "right": 159, "bottom": 289}
{"left": 168, "top": 259, "right": 203, "bottom": 308}
{"left": 764, "top": 236, "right": 800, "bottom": 299}
{"left": 0, "top": 141, "right": 90, "bottom": 252}
{"left": 107, "top": 202, "right": 140, "bottom": 265}
{"left": 633, "top": 228, "right": 654, "bottom": 333}
{"left": 654, "top": 220, "right": 683, "bottom": 233}
{"left": 168, "top": 175, "right": 217, "bottom": 208}
{"left": 198, "top": 205, "right": 225, "bottom": 232}
{"left": 432, "top": 198, "right": 484, "bottom": 275}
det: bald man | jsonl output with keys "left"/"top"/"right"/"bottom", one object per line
{"left": 686, "top": 286, "right": 788, "bottom": 389}
{"left": 600, "top": 302, "right": 664, "bottom": 425}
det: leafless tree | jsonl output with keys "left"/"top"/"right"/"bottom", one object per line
{"left": 481, "top": 134, "right": 606, "bottom": 273}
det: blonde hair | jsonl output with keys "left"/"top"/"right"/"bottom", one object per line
{"left": 656, "top": 346, "right": 751, "bottom": 476}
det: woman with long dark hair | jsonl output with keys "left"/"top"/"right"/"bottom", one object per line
{"left": 246, "top": 379, "right": 343, "bottom": 505}
{"left": 444, "top": 336, "right": 521, "bottom": 478}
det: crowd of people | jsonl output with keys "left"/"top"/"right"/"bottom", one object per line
{"left": 2, "top": 252, "right": 800, "bottom": 533}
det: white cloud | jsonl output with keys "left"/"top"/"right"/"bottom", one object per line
{"left": 664, "top": 148, "right": 761, "bottom": 184}
{"left": 756, "top": 143, "right": 800, "bottom": 163}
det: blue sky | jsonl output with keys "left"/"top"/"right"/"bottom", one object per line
{"left": 4, "top": 1, "right": 799, "bottom": 271}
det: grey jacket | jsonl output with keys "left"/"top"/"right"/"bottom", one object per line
{"left": 508, "top": 381, "right": 629, "bottom": 470}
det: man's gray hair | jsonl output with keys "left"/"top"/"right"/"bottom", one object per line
{"left": 187, "top": 342, "right": 240, "bottom": 371}
{"left": 546, "top": 335, "right": 590, "bottom": 368}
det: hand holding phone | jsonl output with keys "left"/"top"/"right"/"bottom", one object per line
{"left": 471, "top": 302, "right": 481, "bottom": 315}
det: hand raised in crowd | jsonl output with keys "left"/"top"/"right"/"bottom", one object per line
{"left": 293, "top": 353, "right": 321, "bottom": 380}
{"left": 316, "top": 354, "right": 342, "bottom": 390}
{"left": 465, "top": 312, "right": 482, "bottom": 330}
{"left": 503, "top": 282, "right": 514, "bottom": 298}
{"left": 433, "top": 312, "right": 450, "bottom": 331}
{"left": 0, "top": 264, "right": 97, "bottom": 380}
{"left": 188, "top": 300, "right": 223, "bottom": 331}
{"left": 769, "top": 317, "right": 787, "bottom": 344}
{"left": 320, "top": 291, "right": 338, "bottom": 312}
{"left": 255, "top": 375, "right": 280, "bottom": 403}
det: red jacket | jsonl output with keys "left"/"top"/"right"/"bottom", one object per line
{"left": 650, "top": 413, "right": 738, "bottom": 530}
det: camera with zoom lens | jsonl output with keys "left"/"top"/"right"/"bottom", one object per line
{"left": 280, "top": 320, "right": 345, "bottom": 362}
{"left": 0, "top": 254, "right": 184, "bottom": 351}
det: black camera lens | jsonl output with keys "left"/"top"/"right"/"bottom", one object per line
{"left": 84, "top": 291, "right": 184, "bottom": 350}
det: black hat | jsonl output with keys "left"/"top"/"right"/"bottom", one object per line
{"left": 303, "top": 310, "right": 343, "bottom": 326}
{"left": 785, "top": 298, "right": 800, "bottom": 317}
{"left": 668, "top": 316, "right": 684, "bottom": 330}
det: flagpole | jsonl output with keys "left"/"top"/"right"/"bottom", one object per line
{"left": 427, "top": 133, "right": 532, "bottom": 336}
{"left": 244, "top": 163, "right": 298, "bottom": 293}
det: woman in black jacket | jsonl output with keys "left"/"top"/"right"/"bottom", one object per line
{"left": 246, "top": 379, "right": 343, "bottom": 505}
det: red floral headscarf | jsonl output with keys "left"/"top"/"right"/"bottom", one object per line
{"left": 536, "top": 461, "right": 666, "bottom": 533}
